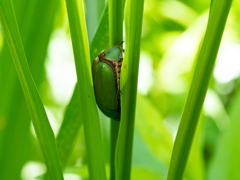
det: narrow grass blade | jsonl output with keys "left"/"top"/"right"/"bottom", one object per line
{"left": 0, "top": 0, "right": 59, "bottom": 179}
{"left": 108, "top": 0, "right": 124, "bottom": 179}
{"left": 167, "top": 0, "right": 233, "bottom": 179}
{"left": 0, "top": 0, "right": 63, "bottom": 180}
{"left": 56, "top": 4, "right": 109, "bottom": 168}
{"left": 108, "top": 0, "right": 123, "bottom": 46}
{"left": 115, "top": 0, "right": 144, "bottom": 179}
{"left": 64, "top": 0, "right": 107, "bottom": 179}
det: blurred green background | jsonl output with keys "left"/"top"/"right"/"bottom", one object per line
{"left": 1, "top": 0, "right": 240, "bottom": 179}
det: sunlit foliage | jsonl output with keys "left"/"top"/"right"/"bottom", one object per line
{"left": 1, "top": 0, "right": 240, "bottom": 179}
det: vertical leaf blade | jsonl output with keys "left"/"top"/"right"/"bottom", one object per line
{"left": 108, "top": 0, "right": 124, "bottom": 179}
{"left": 167, "top": 0, "right": 233, "bottom": 179}
{"left": 0, "top": 0, "right": 63, "bottom": 179}
{"left": 56, "top": 4, "right": 109, "bottom": 168}
{"left": 115, "top": 0, "right": 144, "bottom": 179}
{"left": 0, "top": 0, "right": 59, "bottom": 178}
{"left": 64, "top": 0, "right": 107, "bottom": 179}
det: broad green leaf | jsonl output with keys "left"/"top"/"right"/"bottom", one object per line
{"left": 135, "top": 94, "right": 173, "bottom": 166}
{"left": 85, "top": 0, "right": 105, "bottom": 43}
{"left": 207, "top": 86, "right": 240, "bottom": 180}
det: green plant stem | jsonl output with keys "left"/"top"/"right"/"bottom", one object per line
{"left": 167, "top": 0, "right": 233, "bottom": 179}
{"left": 56, "top": 4, "right": 109, "bottom": 169}
{"left": 110, "top": 119, "right": 120, "bottom": 179}
{"left": 115, "top": 0, "right": 144, "bottom": 179}
{"left": 108, "top": 0, "right": 123, "bottom": 46}
{"left": 0, "top": 0, "right": 63, "bottom": 179}
{"left": 64, "top": 0, "right": 107, "bottom": 179}
{"left": 108, "top": 0, "right": 124, "bottom": 179}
